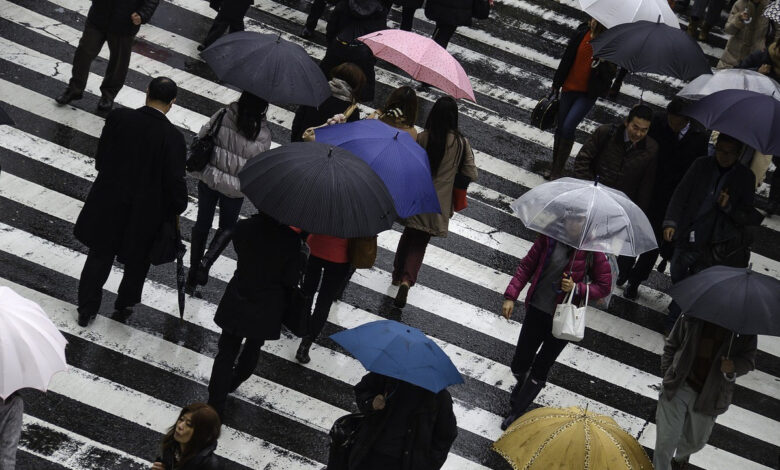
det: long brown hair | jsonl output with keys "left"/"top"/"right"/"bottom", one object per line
{"left": 379, "top": 86, "right": 418, "bottom": 129}
{"left": 160, "top": 403, "right": 221, "bottom": 468}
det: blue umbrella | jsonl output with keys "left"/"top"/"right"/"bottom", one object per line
{"left": 330, "top": 320, "right": 463, "bottom": 393}
{"left": 315, "top": 120, "right": 441, "bottom": 218}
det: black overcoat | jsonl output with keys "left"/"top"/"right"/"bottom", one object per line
{"left": 424, "top": 0, "right": 473, "bottom": 26}
{"left": 156, "top": 441, "right": 221, "bottom": 470}
{"left": 74, "top": 106, "right": 188, "bottom": 263}
{"left": 87, "top": 0, "right": 159, "bottom": 36}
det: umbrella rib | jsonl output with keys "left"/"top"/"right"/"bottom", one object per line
{"left": 523, "top": 420, "right": 579, "bottom": 470}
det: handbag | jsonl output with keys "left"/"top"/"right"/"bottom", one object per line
{"left": 530, "top": 91, "right": 559, "bottom": 131}
{"left": 472, "top": 0, "right": 491, "bottom": 19}
{"left": 452, "top": 136, "right": 471, "bottom": 212}
{"left": 327, "top": 413, "right": 365, "bottom": 470}
{"left": 148, "top": 216, "right": 181, "bottom": 266}
{"left": 348, "top": 236, "right": 378, "bottom": 269}
{"left": 552, "top": 285, "right": 588, "bottom": 342}
{"left": 186, "top": 108, "right": 227, "bottom": 172}
{"left": 282, "top": 243, "right": 311, "bottom": 337}
{"left": 302, "top": 102, "right": 358, "bottom": 142}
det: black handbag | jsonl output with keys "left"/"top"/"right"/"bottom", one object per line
{"left": 186, "top": 108, "right": 227, "bottom": 172}
{"left": 530, "top": 91, "right": 560, "bottom": 130}
{"left": 473, "top": 0, "right": 491, "bottom": 19}
{"left": 282, "top": 243, "right": 311, "bottom": 337}
{"left": 149, "top": 216, "right": 181, "bottom": 266}
{"left": 327, "top": 413, "right": 365, "bottom": 470}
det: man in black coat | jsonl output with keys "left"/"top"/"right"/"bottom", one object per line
{"left": 55, "top": 0, "right": 159, "bottom": 112}
{"left": 424, "top": 0, "right": 475, "bottom": 49}
{"left": 197, "top": 0, "right": 252, "bottom": 50}
{"left": 74, "top": 77, "right": 188, "bottom": 327}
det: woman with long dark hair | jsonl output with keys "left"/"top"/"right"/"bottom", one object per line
{"left": 391, "top": 96, "right": 477, "bottom": 308}
{"left": 187, "top": 91, "right": 272, "bottom": 294}
{"left": 152, "top": 403, "right": 221, "bottom": 470}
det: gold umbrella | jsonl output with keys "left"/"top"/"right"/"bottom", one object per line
{"left": 493, "top": 406, "right": 653, "bottom": 470}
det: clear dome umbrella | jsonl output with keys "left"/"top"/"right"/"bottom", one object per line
{"left": 510, "top": 178, "right": 657, "bottom": 256}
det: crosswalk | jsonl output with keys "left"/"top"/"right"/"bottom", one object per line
{"left": 0, "top": 0, "right": 778, "bottom": 468}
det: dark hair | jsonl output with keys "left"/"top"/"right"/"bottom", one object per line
{"left": 148, "top": 77, "right": 177, "bottom": 103}
{"left": 716, "top": 133, "right": 742, "bottom": 148}
{"left": 380, "top": 86, "right": 418, "bottom": 129}
{"left": 236, "top": 92, "right": 269, "bottom": 141}
{"left": 590, "top": 20, "right": 607, "bottom": 38}
{"left": 627, "top": 104, "right": 653, "bottom": 124}
{"left": 160, "top": 403, "right": 221, "bottom": 468}
{"left": 423, "top": 96, "right": 460, "bottom": 176}
{"left": 666, "top": 97, "right": 688, "bottom": 117}
{"left": 330, "top": 62, "right": 366, "bottom": 102}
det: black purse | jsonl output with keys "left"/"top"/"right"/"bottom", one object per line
{"left": 282, "top": 243, "right": 311, "bottom": 337}
{"left": 186, "top": 108, "right": 227, "bottom": 172}
{"left": 472, "top": 0, "right": 491, "bottom": 19}
{"left": 326, "top": 413, "right": 365, "bottom": 470}
{"left": 530, "top": 91, "right": 560, "bottom": 130}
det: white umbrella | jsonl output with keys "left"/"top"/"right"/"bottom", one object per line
{"left": 510, "top": 178, "right": 657, "bottom": 257}
{"left": 0, "top": 286, "right": 68, "bottom": 399}
{"left": 578, "top": 0, "right": 680, "bottom": 29}
{"left": 677, "top": 68, "right": 780, "bottom": 100}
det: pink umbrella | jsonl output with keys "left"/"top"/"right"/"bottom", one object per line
{"left": 358, "top": 29, "right": 476, "bottom": 102}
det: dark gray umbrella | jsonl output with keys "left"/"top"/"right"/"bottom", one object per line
{"left": 201, "top": 32, "right": 330, "bottom": 107}
{"left": 238, "top": 142, "right": 397, "bottom": 238}
{"left": 0, "top": 105, "right": 13, "bottom": 126}
{"left": 590, "top": 20, "right": 711, "bottom": 81}
{"left": 682, "top": 89, "right": 780, "bottom": 155}
{"left": 667, "top": 265, "right": 780, "bottom": 336}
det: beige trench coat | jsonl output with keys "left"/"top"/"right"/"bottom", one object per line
{"left": 717, "top": 0, "right": 770, "bottom": 69}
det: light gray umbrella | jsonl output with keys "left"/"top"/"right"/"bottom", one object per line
{"left": 678, "top": 69, "right": 780, "bottom": 101}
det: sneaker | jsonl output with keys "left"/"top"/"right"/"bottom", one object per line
{"left": 55, "top": 88, "right": 83, "bottom": 105}
{"left": 394, "top": 283, "right": 410, "bottom": 308}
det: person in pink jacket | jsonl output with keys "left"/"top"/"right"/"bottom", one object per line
{"left": 499, "top": 234, "right": 612, "bottom": 430}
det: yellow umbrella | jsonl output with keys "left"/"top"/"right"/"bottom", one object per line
{"left": 493, "top": 406, "right": 653, "bottom": 470}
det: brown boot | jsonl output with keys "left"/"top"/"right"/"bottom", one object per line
{"left": 550, "top": 138, "right": 574, "bottom": 180}
{"left": 687, "top": 18, "right": 700, "bottom": 39}
{"left": 543, "top": 137, "right": 561, "bottom": 180}
{"left": 698, "top": 23, "right": 710, "bottom": 42}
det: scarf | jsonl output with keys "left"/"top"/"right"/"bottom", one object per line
{"left": 329, "top": 78, "right": 353, "bottom": 103}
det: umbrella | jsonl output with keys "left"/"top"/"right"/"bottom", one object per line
{"left": 358, "top": 29, "right": 476, "bottom": 102}
{"left": 0, "top": 105, "right": 13, "bottom": 126}
{"left": 0, "top": 286, "right": 68, "bottom": 400}
{"left": 764, "top": 0, "right": 780, "bottom": 23}
{"left": 314, "top": 120, "right": 441, "bottom": 218}
{"left": 510, "top": 178, "right": 657, "bottom": 257}
{"left": 578, "top": 0, "right": 680, "bottom": 29}
{"left": 667, "top": 265, "right": 780, "bottom": 336}
{"left": 681, "top": 89, "right": 780, "bottom": 155}
{"left": 238, "top": 142, "right": 397, "bottom": 238}
{"left": 493, "top": 406, "right": 653, "bottom": 469}
{"left": 175, "top": 224, "right": 186, "bottom": 320}
{"left": 678, "top": 68, "right": 780, "bottom": 100}
{"left": 590, "top": 20, "right": 712, "bottom": 81}
{"left": 201, "top": 32, "right": 330, "bottom": 107}
{"left": 330, "top": 320, "right": 464, "bottom": 393}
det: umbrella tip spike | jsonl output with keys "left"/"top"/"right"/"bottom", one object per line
{"left": 394, "top": 131, "right": 399, "bottom": 140}
{"left": 327, "top": 147, "right": 333, "bottom": 158}
{"left": 657, "top": 14, "right": 661, "bottom": 23}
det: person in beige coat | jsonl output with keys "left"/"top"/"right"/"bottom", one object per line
{"left": 392, "top": 96, "right": 477, "bottom": 308}
{"left": 717, "top": 0, "right": 771, "bottom": 69}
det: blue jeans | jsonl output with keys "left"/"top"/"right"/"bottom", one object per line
{"left": 193, "top": 181, "right": 244, "bottom": 238}
{"left": 555, "top": 91, "right": 596, "bottom": 141}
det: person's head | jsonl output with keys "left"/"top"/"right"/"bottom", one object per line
{"left": 624, "top": 104, "right": 653, "bottom": 144}
{"left": 161, "top": 403, "right": 220, "bottom": 462}
{"left": 588, "top": 18, "right": 606, "bottom": 38}
{"left": 380, "top": 86, "right": 418, "bottom": 128}
{"left": 714, "top": 133, "right": 743, "bottom": 168}
{"left": 236, "top": 91, "right": 269, "bottom": 140}
{"left": 423, "top": 96, "right": 460, "bottom": 175}
{"left": 665, "top": 97, "right": 690, "bottom": 134}
{"left": 330, "top": 62, "right": 367, "bottom": 102}
{"left": 146, "top": 77, "right": 177, "bottom": 113}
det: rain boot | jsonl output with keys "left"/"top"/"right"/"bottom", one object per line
{"left": 687, "top": 18, "right": 701, "bottom": 39}
{"left": 186, "top": 230, "right": 208, "bottom": 294}
{"left": 550, "top": 138, "right": 574, "bottom": 180}
{"left": 543, "top": 137, "right": 560, "bottom": 180}
{"left": 196, "top": 228, "right": 234, "bottom": 286}
{"left": 501, "top": 378, "right": 545, "bottom": 430}
{"left": 296, "top": 336, "right": 313, "bottom": 364}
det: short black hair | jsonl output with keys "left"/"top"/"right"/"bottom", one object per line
{"left": 627, "top": 104, "right": 653, "bottom": 123}
{"left": 716, "top": 133, "right": 742, "bottom": 148}
{"left": 666, "top": 97, "right": 687, "bottom": 116}
{"left": 148, "top": 77, "right": 177, "bottom": 103}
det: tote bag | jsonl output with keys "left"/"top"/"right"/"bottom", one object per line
{"left": 552, "top": 285, "right": 589, "bottom": 342}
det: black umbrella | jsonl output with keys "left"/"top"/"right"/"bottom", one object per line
{"left": 238, "top": 142, "right": 397, "bottom": 238}
{"left": 201, "top": 32, "right": 330, "bottom": 107}
{"left": 175, "top": 219, "right": 186, "bottom": 320}
{"left": 682, "top": 89, "right": 780, "bottom": 155}
{"left": 590, "top": 20, "right": 711, "bottom": 81}
{"left": 0, "top": 105, "right": 14, "bottom": 126}
{"left": 667, "top": 265, "right": 780, "bottom": 336}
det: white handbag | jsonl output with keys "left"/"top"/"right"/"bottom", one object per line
{"left": 552, "top": 284, "right": 589, "bottom": 342}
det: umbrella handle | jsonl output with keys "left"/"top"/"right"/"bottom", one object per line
{"left": 722, "top": 332, "right": 737, "bottom": 382}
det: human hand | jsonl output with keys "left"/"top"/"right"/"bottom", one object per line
{"left": 718, "top": 189, "right": 730, "bottom": 208}
{"left": 739, "top": 10, "right": 750, "bottom": 22}
{"left": 758, "top": 64, "right": 771, "bottom": 75}
{"left": 372, "top": 394, "right": 386, "bottom": 410}
{"left": 131, "top": 12, "right": 142, "bottom": 25}
{"left": 151, "top": 462, "right": 166, "bottom": 470}
{"left": 663, "top": 227, "right": 675, "bottom": 242}
{"left": 721, "top": 357, "right": 735, "bottom": 374}
{"left": 560, "top": 274, "right": 574, "bottom": 293}
{"left": 501, "top": 299, "right": 514, "bottom": 319}
{"left": 326, "top": 113, "right": 346, "bottom": 126}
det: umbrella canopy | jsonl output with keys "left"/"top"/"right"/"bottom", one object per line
{"left": 590, "top": 21, "right": 711, "bottom": 81}
{"left": 358, "top": 29, "right": 476, "bottom": 102}
{"left": 493, "top": 406, "right": 652, "bottom": 469}
{"left": 0, "top": 105, "right": 13, "bottom": 126}
{"left": 0, "top": 286, "right": 68, "bottom": 400}
{"left": 578, "top": 0, "right": 679, "bottom": 29}
{"left": 667, "top": 265, "right": 780, "bottom": 335}
{"left": 330, "top": 320, "right": 464, "bottom": 393}
{"left": 510, "top": 178, "right": 657, "bottom": 257}
{"left": 314, "top": 120, "right": 441, "bottom": 218}
{"left": 678, "top": 68, "right": 780, "bottom": 100}
{"left": 201, "top": 32, "right": 330, "bottom": 107}
{"left": 238, "top": 142, "right": 397, "bottom": 238}
{"left": 764, "top": 0, "right": 780, "bottom": 23}
{"left": 681, "top": 89, "right": 780, "bottom": 155}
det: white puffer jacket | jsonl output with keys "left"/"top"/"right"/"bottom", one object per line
{"left": 192, "top": 103, "right": 272, "bottom": 198}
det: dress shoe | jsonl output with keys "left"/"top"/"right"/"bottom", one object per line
{"left": 55, "top": 89, "right": 83, "bottom": 105}
{"left": 299, "top": 27, "right": 313, "bottom": 39}
{"left": 97, "top": 95, "right": 114, "bottom": 112}
{"left": 623, "top": 282, "right": 639, "bottom": 300}
{"left": 671, "top": 458, "right": 689, "bottom": 470}
{"left": 77, "top": 310, "right": 96, "bottom": 327}
{"left": 295, "top": 337, "right": 313, "bottom": 364}
{"left": 393, "top": 283, "right": 410, "bottom": 308}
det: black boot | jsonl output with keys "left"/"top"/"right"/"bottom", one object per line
{"left": 196, "top": 228, "right": 234, "bottom": 286}
{"left": 186, "top": 230, "right": 208, "bottom": 295}
{"left": 509, "top": 370, "right": 530, "bottom": 410}
{"left": 501, "top": 378, "right": 545, "bottom": 430}
{"left": 543, "top": 138, "right": 560, "bottom": 180}
{"left": 550, "top": 138, "right": 574, "bottom": 180}
{"left": 295, "top": 336, "right": 313, "bottom": 364}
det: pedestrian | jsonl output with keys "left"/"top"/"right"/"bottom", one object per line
{"left": 392, "top": 96, "right": 478, "bottom": 308}
{"left": 186, "top": 92, "right": 271, "bottom": 295}
{"left": 499, "top": 231, "right": 612, "bottom": 430}
{"left": 688, "top": 0, "right": 727, "bottom": 43}
{"left": 653, "top": 316, "right": 756, "bottom": 470}
{"left": 206, "top": 213, "right": 305, "bottom": 417}
{"left": 335, "top": 372, "right": 457, "bottom": 470}
{"left": 372, "top": 85, "right": 419, "bottom": 139}
{"left": 197, "top": 0, "right": 252, "bottom": 51}
{"left": 767, "top": 155, "right": 780, "bottom": 216}
{"left": 617, "top": 98, "right": 709, "bottom": 299}
{"left": 717, "top": 0, "right": 771, "bottom": 69}
{"left": 152, "top": 403, "right": 221, "bottom": 470}
{"left": 0, "top": 393, "right": 23, "bottom": 470}
{"left": 395, "top": 0, "right": 424, "bottom": 31}
{"left": 291, "top": 62, "right": 366, "bottom": 142}
{"left": 736, "top": 35, "right": 780, "bottom": 80}
{"left": 74, "top": 77, "right": 188, "bottom": 327}
{"left": 300, "top": 0, "right": 339, "bottom": 38}
{"left": 547, "top": 19, "right": 616, "bottom": 180}
{"left": 54, "top": 0, "right": 160, "bottom": 111}
{"left": 424, "top": 0, "right": 478, "bottom": 49}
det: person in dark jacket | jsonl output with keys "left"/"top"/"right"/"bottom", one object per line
{"left": 424, "top": 0, "right": 477, "bottom": 49}
{"left": 197, "top": 0, "right": 252, "bottom": 50}
{"left": 736, "top": 36, "right": 780, "bottom": 81}
{"left": 153, "top": 403, "right": 221, "bottom": 470}
{"left": 55, "top": 0, "right": 159, "bottom": 111}
{"left": 547, "top": 19, "right": 616, "bottom": 179}
{"left": 74, "top": 77, "right": 187, "bottom": 328}
{"left": 339, "top": 372, "right": 458, "bottom": 470}
{"left": 206, "top": 213, "right": 305, "bottom": 416}
{"left": 395, "top": 0, "right": 424, "bottom": 31}
{"left": 617, "top": 99, "right": 709, "bottom": 299}
{"left": 300, "top": 0, "right": 339, "bottom": 38}
{"left": 687, "top": 0, "right": 726, "bottom": 43}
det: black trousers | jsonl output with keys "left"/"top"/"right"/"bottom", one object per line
{"left": 399, "top": 6, "right": 417, "bottom": 31}
{"left": 304, "top": 0, "right": 328, "bottom": 31}
{"left": 207, "top": 330, "right": 265, "bottom": 414}
{"left": 69, "top": 21, "right": 134, "bottom": 100}
{"left": 301, "top": 255, "right": 351, "bottom": 339}
{"left": 77, "top": 248, "right": 151, "bottom": 316}
{"left": 432, "top": 23, "right": 457, "bottom": 49}
{"left": 510, "top": 305, "right": 569, "bottom": 382}
{"left": 202, "top": 0, "right": 252, "bottom": 48}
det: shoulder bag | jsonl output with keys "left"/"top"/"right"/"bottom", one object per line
{"left": 186, "top": 108, "right": 227, "bottom": 172}
{"left": 453, "top": 135, "right": 471, "bottom": 212}
{"left": 530, "top": 91, "right": 559, "bottom": 131}
{"left": 552, "top": 285, "right": 588, "bottom": 342}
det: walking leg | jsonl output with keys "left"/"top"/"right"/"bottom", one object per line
{"left": 77, "top": 249, "right": 115, "bottom": 326}
{"left": 208, "top": 330, "right": 243, "bottom": 416}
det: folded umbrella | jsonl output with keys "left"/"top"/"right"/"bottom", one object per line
{"left": 678, "top": 68, "right": 780, "bottom": 101}
{"left": 330, "top": 320, "right": 464, "bottom": 393}
{"left": 201, "top": 32, "right": 330, "bottom": 107}
{"left": 238, "top": 142, "right": 397, "bottom": 238}
{"left": 314, "top": 120, "right": 440, "bottom": 218}
{"left": 578, "top": 0, "right": 679, "bottom": 29}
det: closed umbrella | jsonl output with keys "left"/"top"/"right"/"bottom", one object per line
{"left": 578, "top": 0, "right": 679, "bottom": 29}
{"left": 238, "top": 142, "right": 397, "bottom": 238}
{"left": 678, "top": 68, "right": 780, "bottom": 100}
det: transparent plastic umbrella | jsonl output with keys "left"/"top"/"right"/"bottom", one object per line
{"left": 510, "top": 178, "right": 657, "bottom": 256}
{"left": 678, "top": 69, "right": 780, "bottom": 101}
{"left": 578, "top": 0, "right": 680, "bottom": 29}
